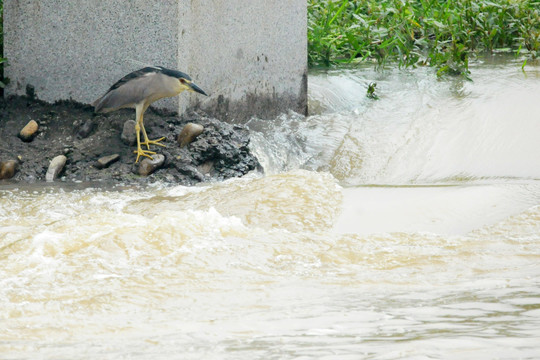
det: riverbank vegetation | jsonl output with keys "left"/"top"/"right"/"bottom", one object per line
{"left": 308, "top": 0, "right": 540, "bottom": 76}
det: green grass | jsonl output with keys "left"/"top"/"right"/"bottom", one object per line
{"left": 308, "top": 0, "right": 540, "bottom": 76}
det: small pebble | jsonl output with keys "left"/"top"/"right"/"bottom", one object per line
{"left": 198, "top": 161, "right": 214, "bottom": 175}
{"left": 177, "top": 123, "right": 204, "bottom": 147}
{"left": 121, "top": 120, "right": 137, "bottom": 146}
{"left": 18, "top": 120, "right": 39, "bottom": 142}
{"left": 46, "top": 155, "right": 67, "bottom": 182}
{"left": 77, "top": 118, "right": 96, "bottom": 138}
{"left": 94, "top": 154, "right": 120, "bottom": 169}
{"left": 0, "top": 160, "right": 18, "bottom": 180}
{"left": 177, "top": 164, "right": 205, "bottom": 182}
{"left": 138, "top": 154, "right": 165, "bottom": 176}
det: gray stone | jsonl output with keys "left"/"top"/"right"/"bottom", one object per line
{"left": 77, "top": 118, "right": 96, "bottom": 139}
{"left": 121, "top": 120, "right": 137, "bottom": 146}
{"left": 46, "top": 155, "right": 67, "bottom": 182}
{"left": 138, "top": 154, "right": 165, "bottom": 176}
{"left": 175, "top": 163, "right": 205, "bottom": 182}
{"left": 177, "top": 123, "right": 204, "bottom": 148}
{"left": 94, "top": 154, "right": 120, "bottom": 169}
{"left": 4, "top": 1, "right": 307, "bottom": 120}
{"left": 0, "top": 160, "right": 18, "bottom": 180}
{"left": 18, "top": 120, "right": 39, "bottom": 142}
{"left": 197, "top": 161, "right": 214, "bottom": 175}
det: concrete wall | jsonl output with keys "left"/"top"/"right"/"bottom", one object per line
{"left": 4, "top": 0, "right": 307, "bottom": 120}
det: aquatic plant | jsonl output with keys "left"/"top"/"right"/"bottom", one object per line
{"left": 308, "top": 0, "right": 540, "bottom": 76}
{"left": 366, "top": 82, "right": 379, "bottom": 99}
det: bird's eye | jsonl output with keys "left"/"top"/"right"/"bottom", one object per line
{"left": 179, "top": 78, "right": 187, "bottom": 84}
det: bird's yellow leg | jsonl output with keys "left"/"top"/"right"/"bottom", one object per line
{"left": 134, "top": 120, "right": 156, "bottom": 163}
{"left": 139, "top": 114, "right": 166, "bottom": 150}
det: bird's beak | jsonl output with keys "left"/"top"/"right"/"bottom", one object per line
{"left": 188, "top": 82, "right": 208, "bottom": 96}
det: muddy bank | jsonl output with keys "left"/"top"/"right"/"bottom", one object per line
{"left": 0, "top": 95, "right": 261, "bottom": 185}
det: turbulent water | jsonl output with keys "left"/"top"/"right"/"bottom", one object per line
{"left": 1, "top": 58, "right": 540, "bottom": 359}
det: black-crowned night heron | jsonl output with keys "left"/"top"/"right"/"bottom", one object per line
{"left": 93, "top": 66, "right": 207, "bottom": 162}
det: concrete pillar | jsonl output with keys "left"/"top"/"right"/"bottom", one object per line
{"left": 4, "top": 1, "right": 307, "bottom": 121}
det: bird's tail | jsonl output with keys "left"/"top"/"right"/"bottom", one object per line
{"left": 92, "top": 94, "right": 112, "bottom": 113}
{"left": 92, "top": 96, "right": 104, "bottom": 113}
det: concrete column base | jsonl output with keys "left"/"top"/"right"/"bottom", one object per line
{"left": 4, "top": 1, "right": 307, "bottom": 121}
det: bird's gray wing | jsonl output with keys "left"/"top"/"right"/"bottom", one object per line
{"left": 93, "top": 68, "right": 163, "bottom": 113}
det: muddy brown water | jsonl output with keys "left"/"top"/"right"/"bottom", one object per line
{"left": 1, "top": 59, "right": 540, "bottom": 359}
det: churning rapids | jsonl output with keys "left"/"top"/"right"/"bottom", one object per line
{"left": 1, "top": 59, "right": 540, "bottom": 359}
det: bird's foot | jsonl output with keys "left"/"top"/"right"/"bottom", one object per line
{"left": 134, "top": 147, "right": 156, "bottom": 163}
{"left": 141, "top": 137, "right": 166, "bottom": 150}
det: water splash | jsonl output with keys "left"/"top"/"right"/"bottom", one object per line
{"left": 247, "top": 62, "right": 540, "bottom": 185}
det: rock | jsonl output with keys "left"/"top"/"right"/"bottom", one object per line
{"left": 93, "top": 154, "right": 120, "bottom": 169}
{"left": 175, "top": 163, "right": 205, "bottom": 182}
{"left": 18, "top": 120, "right": 39, "bottom": 142}
{"left": 197, "top": 161, "right": 214, "bottom": 175}
{"left": 46, "top": 155, "right": 67, "bottom": 182}
{"left": 138, "top": 154, "right": 165, "bottom": 176}
{"left": 188, "top": 120, "right": 260, "bottom": 180}
{"left": 121, "top": 120, "right": 137, "bottom": 145}
{"left": 77, "top": 118, "right": 96, "bottom": 138}
{"left": 0, "top": 160, "right": 18, "bottom": 180}
{"left": 177, "top": 123, "right": 204, "bottom": 147}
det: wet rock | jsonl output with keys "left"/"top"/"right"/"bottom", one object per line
{"left": 188, "top": 120, "right": 260, "bottom": 180}
{"left": 46, "top": 155, "right": 67, "bottom": 182}
{"left": 174, "top": 162, "right": 205, "bottom": 182}
{"left": 77, "top": 118, "right": 96, "bottom": 139}
{"left": 0, "top": 160, "right": 18, "bottom": 180}
{"left": 177, "top": 122, "right": 204, "bottom": 148}
{"left": 18, "top": 120, "right": 39, "bottom": 142}
{"left": 197, "top": 161, "right": 214, "bottom": 175}
{"left": 94, "top": 154, "right": 120, "bottom": 169}
{"left": 138, "top": 154, "right": 165, "bottom": 176}
{"left": 121, "top": 120, "right": 137, "bottom": 145}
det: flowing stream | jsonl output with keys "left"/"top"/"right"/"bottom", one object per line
{"left": 1, "top": 58, "right": 540, "bottom": 359}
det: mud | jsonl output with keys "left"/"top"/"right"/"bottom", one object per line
{"left": 0, "top": 95, "right": 261, "bottom": 185}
